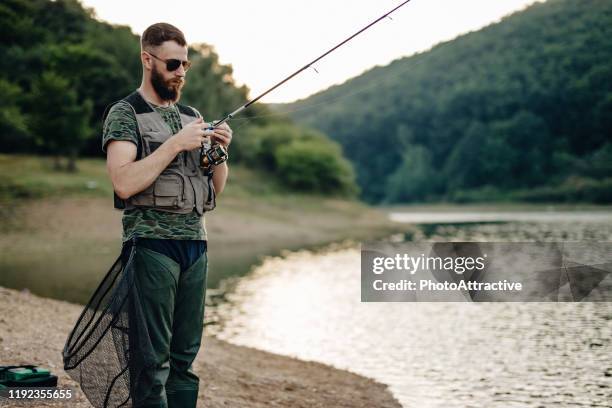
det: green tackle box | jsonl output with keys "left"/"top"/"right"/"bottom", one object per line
{"left": 0, "top": 365, "right": 58, "bottom": 387}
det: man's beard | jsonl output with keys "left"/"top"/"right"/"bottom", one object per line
{"left": 151, "top": 65, "right": 184, "bottom": 103}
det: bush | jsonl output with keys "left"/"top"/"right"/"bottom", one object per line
{"left": 275, "top": 140, "right": 358, "bottom": 196}
{"left": 232, "top": 123, "right": 298, "bottom": 169}
{"left": 230, "top": 122, "right": 358, "bottom": 195}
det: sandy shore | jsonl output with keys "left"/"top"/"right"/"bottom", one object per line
{"left": 0, "top": 287, "right": 402, "bottom": 407}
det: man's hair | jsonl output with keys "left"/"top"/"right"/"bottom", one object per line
{"left": 141, "top": 23, "right": 186, "bottom": 50}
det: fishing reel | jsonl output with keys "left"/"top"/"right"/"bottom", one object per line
{"left": 199, "top": 142, "right": 228, "bottom": 170}
{"left": 199, "top": 123, "right": 229, "bottom": 170}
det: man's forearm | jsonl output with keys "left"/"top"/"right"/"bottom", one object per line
{"left": 113, "top": 139, "right": 182, "bottom": 199}
{"left": 212, "top": 161, "right": 228, "bottom": 195}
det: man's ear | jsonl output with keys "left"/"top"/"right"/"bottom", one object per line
{"left": 141, "top": 51, "right": 153, "bottom": 71}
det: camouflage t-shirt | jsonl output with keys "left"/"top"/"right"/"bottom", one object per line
{"left": 102, "top": 99, "right": 207, "bottom": 243}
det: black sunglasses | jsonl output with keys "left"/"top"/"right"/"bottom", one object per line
{"left": 147, "top": 52, "right": 192, "bottom": 72}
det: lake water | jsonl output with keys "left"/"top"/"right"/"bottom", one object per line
{"left": 208, "top": 211, "right": 612, "bottom": 408}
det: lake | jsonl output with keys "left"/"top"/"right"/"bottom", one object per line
{"left": 208, "top": 209, "right": 612, "bottom": 408}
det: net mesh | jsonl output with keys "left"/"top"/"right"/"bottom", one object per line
{"left": 63, "top": 240, "right": 156, "bottom": 408}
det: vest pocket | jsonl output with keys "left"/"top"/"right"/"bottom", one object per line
{"left": 203, "top": 173, "right": 216, "bottom": 211}
{"left": 129, "top": 184, "right": 154, "bottom": 206}
{"left": 153, "top": 170, "right": 185, "bottom": 208}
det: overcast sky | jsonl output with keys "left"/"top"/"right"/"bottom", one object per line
{"left": 80, "top": 0, "right": 543, "bottom": 103}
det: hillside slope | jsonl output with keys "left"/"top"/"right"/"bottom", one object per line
{"left": 282, "top": 0, "right": 612, "bottom": 203}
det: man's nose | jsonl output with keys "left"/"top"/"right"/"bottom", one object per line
{"left": 175, "top": 64, "right": 186, "bottom": 77}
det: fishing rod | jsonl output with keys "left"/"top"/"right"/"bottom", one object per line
{"left": 200, "top": 0, "right": 412, "bottom": 168}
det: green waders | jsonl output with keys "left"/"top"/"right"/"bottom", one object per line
{"left": 132, "top": 245, "right": 208, "bottom": 408}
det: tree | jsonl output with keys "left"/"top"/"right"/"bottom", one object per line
{"left": 28, "top": 71, "right": 92, "bottom": 171}
{"left": 386, "top": 144, "right": 437, "bottom": 202}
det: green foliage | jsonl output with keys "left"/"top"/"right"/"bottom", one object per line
{"left": 514, "top": 177, "right": 612, "bottom": 204}
{"left": 231, "top": 123, "right": 358, "bottom": 195}
{"left": 286, "top": 0, "right": 612, "bottom": 203}
{"left": 0, "top": 79, "right": 30, "bottom": 152}
{"left": 0, "top": 1, "right": 43, "bottom": 47}
{"left": 234, "top": 123, "right": 303, "bottom": 169}
{"left": 275, "top": 140, "right": 358, "bottom": 196}
{"left": 450, "top": 177, "right": 612, "bottom": 204}
{"left": 581, "top": 143, "right": 612, "bottom": 179}
{"left": 386, "top": 145, "right": 438, "bottom": 202}
{"left": 0, "top": 0, "right": 138, "bottom": 158}
{"left": 27, "top": 71, "right": 93, "bottom": 169}
{"left": 46, "top": 43, "right": 131, "bottom": 111}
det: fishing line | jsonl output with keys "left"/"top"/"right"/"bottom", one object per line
{"left": 209, "top": 0, "right": 412, "bottom": 129}
{"left": 213, "top": 50, "right": 433, "bottom": 133}
{"left": 199, "top": 0, "right": 413, "bottom": 168}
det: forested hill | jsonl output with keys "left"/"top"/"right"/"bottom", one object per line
{"left": 282, "top": 0, "right": 612, "bottom": 203}
{"left": 1, "top": 0, "right": 359, "bottom": 195}
{"left": 1, "top": 0, "right": 263, "bottom": 157}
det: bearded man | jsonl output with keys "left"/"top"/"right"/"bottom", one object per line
{"left": 102, "top": 22, "right": 231, "bottom": 408}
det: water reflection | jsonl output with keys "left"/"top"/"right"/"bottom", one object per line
{"left": 209, "top": 220, "right": 612, "bottom": 408}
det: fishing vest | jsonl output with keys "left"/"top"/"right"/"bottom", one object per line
{"left": 103, "top": 91, "right": 216, "bottom": 215}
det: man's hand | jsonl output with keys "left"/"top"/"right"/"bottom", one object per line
{"left": 208, "top": 121, "right": 231, "bottom": 195}
{"left": 170, "top": 117, "right": 208, "bottom": 152}
{"left": 210, "top": 121, "right": 233, "bottom": 148}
